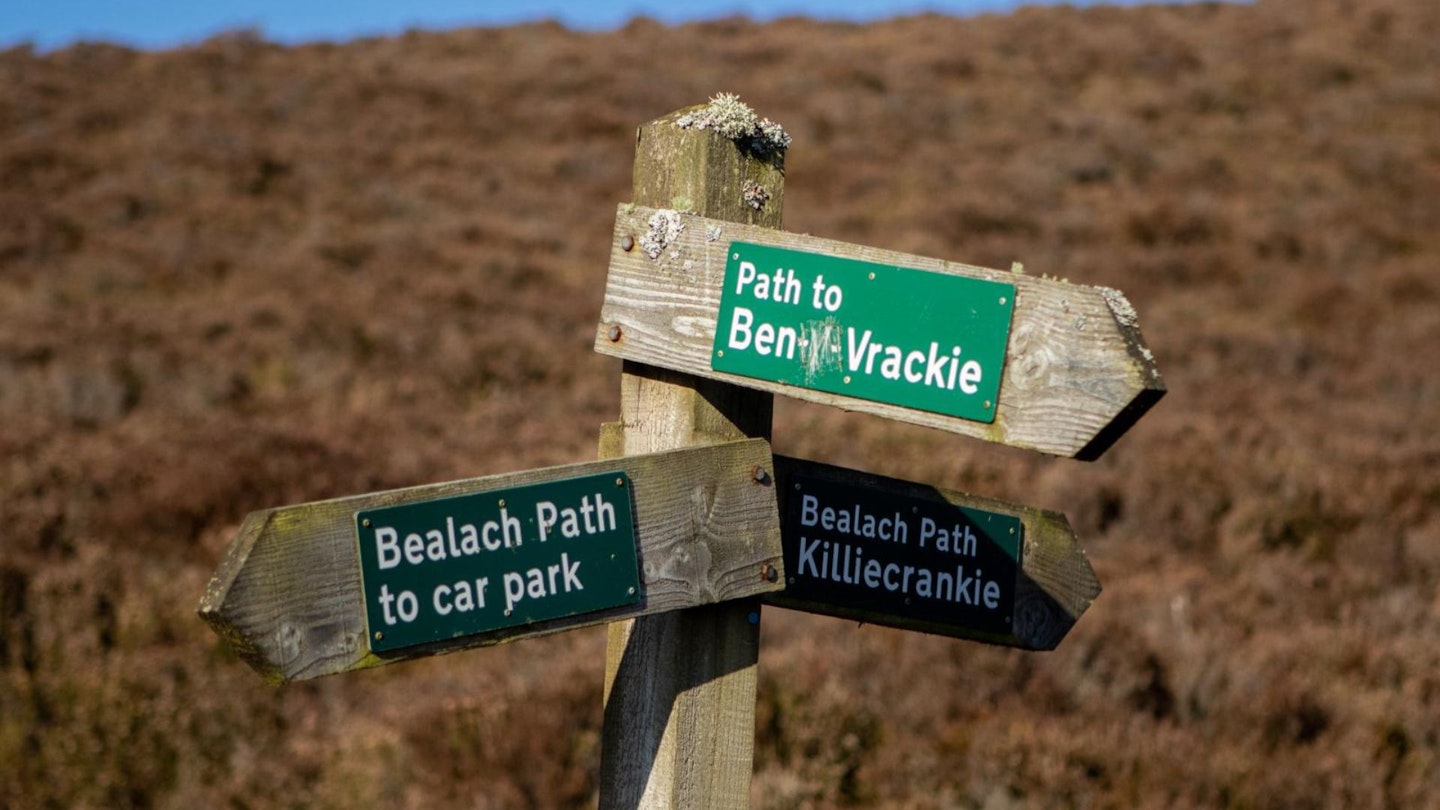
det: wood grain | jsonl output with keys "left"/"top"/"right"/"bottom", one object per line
{"left": 596, "top": 205, "right": 1165, "bottom": 460}
{"left": 197, "top": 439, "right": 782, "bottom": 684}
{"left": 599, "top": 103, "right": 785, "bottom": 810}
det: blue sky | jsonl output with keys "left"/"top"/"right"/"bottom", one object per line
{"left": 2, "top": 1, "right": 1203, "bottom": 52}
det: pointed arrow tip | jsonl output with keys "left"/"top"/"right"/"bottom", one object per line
{"left": 1075, "top": 384, "right": 1166, "bottom": 462}
{"left": 197, "top": 510, "right": 287, "bottom": 682}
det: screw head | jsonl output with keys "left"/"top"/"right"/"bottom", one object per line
{"left": 608, "top": 324, "right": 622, "bottom": 342}
{"left": 752, "top": 465, "right": 769, "bottom": 485}
{"left": 620, "top": 235, "right": 635, "bottom": 252}
{"left": 761, "top": 563, "right": 778, "bottom": 583}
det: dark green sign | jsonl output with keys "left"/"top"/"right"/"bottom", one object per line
{"left": 712, "top": 242, "right": 1015, "bottom": 423}
{"left": 781, "top": 473, "right": 1021, "bottom": 636}
{"left": 355, "top": 472, "right": 641, "bottom": 653}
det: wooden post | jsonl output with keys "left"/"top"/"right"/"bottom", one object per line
{"left": 598, "top": 100, "right": 787, "bottom": 809}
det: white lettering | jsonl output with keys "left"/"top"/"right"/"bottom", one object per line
{"left": 735, "top": 260, "right": 757, "bottom": 295}
{"left": 728, "top": 307, "right": 754, "bottom": 351}
{"left": 375, "top": 527, "right": 400, "bottom": 570}
{"left": 958, "top": 359, "right": 982, "bottom": 394}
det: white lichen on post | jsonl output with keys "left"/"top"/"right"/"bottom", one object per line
{"left": 742, "top": 181, "right": 770, "bottom": 211}
{"left": 676, "top": 92, "right": 792, "bottom": 156}
{"left": 641, "top": 209, "right": 685, "bottom": 260}
{"left": 1098, "top": 286, "right": 1139, "bottom": 328}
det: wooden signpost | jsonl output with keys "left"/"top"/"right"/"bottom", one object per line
{"left": 199, "top": 440, "right": 783, "bottom": 684}
{"left": 596, "top": 205, "right": 1164, "bottom": 460}
{"left": 199, "top": 94, "right": 1164, "bottom": 808}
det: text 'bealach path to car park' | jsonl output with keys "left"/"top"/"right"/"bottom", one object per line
{"left": 200, "top": 92, "right": 1163, "bottom": 807}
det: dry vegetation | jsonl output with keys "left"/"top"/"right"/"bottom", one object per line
{"left": 3, "top": 0, "right": 1439, "bottom": 806}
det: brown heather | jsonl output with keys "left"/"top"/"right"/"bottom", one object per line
{"left": 2, "top": 0, "right": 1439, "bottom": 806}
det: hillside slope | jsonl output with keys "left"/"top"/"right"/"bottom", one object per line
{"left": 2, "top": 0, "right": 1438, "bottom": 806}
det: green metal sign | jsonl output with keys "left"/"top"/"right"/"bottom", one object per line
{"left": 712, "top": 242, "right": 1015, "bottom": 423}
{"left": 355, "top": 471, "right": 641, "bottom": 654}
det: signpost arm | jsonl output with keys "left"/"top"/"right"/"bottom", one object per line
{"left": 599, "top": 101, "right": 786, "bottom": 810}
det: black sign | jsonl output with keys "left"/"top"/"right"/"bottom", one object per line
{"left": 778, "top": 471, "right": 1021, "bottom": 637}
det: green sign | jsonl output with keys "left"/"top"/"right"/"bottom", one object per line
{"left": 712, "top": 242, "right": 1015, "bottom": 423}
{"left": 355, "top": 472, "right": 641, "bottom": 653}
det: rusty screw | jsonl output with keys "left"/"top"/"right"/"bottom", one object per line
{"left": 761, "top": 563, "right": 778, "bottom": 583}
{"left": 752, "top": 465, "right": 769, "bottom": 485}
{"left": 608, "top": 324, "right": 622, "bottom": 342}
{"left": 620, "top": 235, "right": 635, "bottom": 252}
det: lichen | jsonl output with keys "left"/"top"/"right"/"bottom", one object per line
{"left": 640, "top": 209, "right": 684, "bottom": 260}
{"left": 1099, "top": 286, "right": 1139, "bottom": 328}
{"left": 743, "top": 181, "right": 770, "bottom": 211}
{"left": 676, "top": 92, "right": 792, "bottom": 157}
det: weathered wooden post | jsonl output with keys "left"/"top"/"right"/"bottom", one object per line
{"left": 595, "top": 96, "right": 790, "bottom": 810}
{"left": 202, "top": 91, "right": 1164, "bottom": 810}
{"left": 593, "top": 94, "right": 1165, "bottom": 805}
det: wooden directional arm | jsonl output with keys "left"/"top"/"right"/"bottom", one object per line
{"left": 596, "top": 206, "right": 1165, "bottom": 460}
{"left": 197, "top": 439, "right": 783, "bottom": 684}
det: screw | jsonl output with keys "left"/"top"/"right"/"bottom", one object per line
{"left": 620, "top": 235, "right": 635, "bottom": 251}
{"left": 761, "top": 563, "right": 778, "bottom": 583}
{"left": 616, "top": 477, "right": 625, "bottom": 487}
{"left": 498, "top": 499, "right": 506, "bottom": 508}
{"left": 628, "top": 586, "right": 636, "bottom": 595}
{"left": 752, "top": 465, "right": 769, "bottom": 485}
{"left": 362, "top": 518, "right": 371, "bottom": 527}
{"left": 374, "top": 631, "right": 383, "bottom": 641}
{"left": 608, "top": 324, "right": 622, "bottom": 342}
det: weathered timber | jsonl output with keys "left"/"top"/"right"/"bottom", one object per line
{"left": 596, "top": 205, "right": 1165, "bottom": 460}
{"left": 197, "top": 439, "right": 782, "bottom": 685}
{"left": 599, "top": 101, "right": 785, "bottom": 810}
{"left": 764, "top": 456, "right": 1099, "bottom": 650}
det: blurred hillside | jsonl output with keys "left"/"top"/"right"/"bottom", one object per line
{"left": 2, "top": 0, "right": 1439, "bottom": 806}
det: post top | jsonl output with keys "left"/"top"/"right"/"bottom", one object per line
{"left": 669, "top": 93, "right": 792, "bottom": 158}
